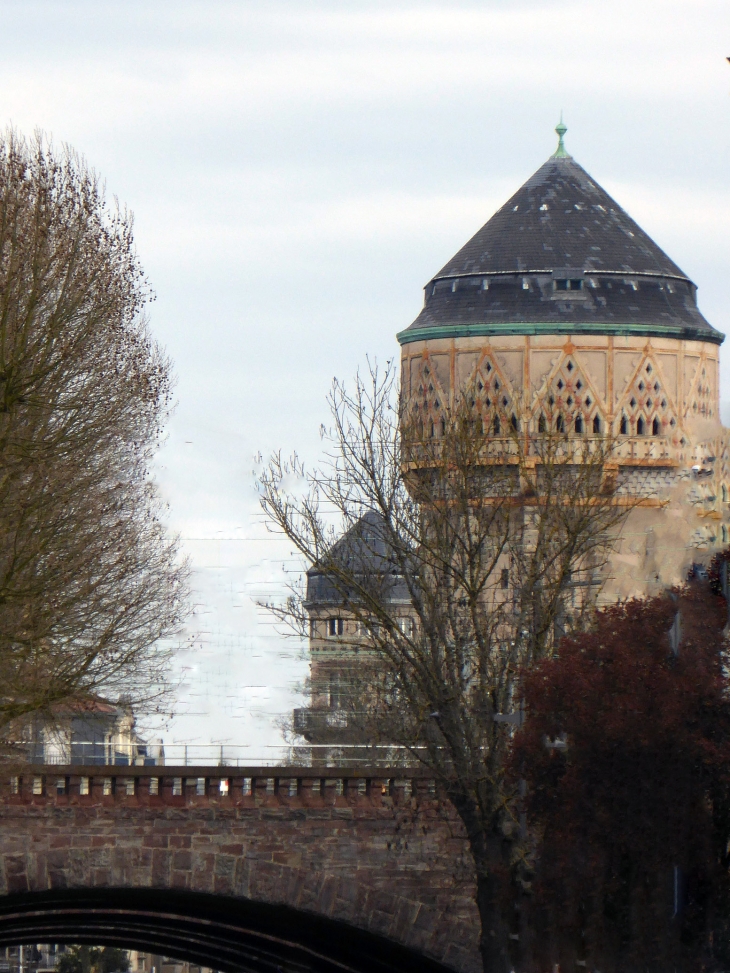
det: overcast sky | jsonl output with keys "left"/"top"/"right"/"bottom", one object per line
{"left": 1, "top": 0, "right": 729, "bottom": 756}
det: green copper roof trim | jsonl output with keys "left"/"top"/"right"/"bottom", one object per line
{"left": 397, "top": 321, "right": 725, "bottom": 346}
{"left": 553, "top": 114, "right": 570, "bottom": 159}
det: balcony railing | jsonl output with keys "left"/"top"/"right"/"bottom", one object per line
{"left": 405, "top": 433, "right": 677, "bottom": 464}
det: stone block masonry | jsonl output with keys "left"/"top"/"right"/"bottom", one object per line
{"left": 0, "top": 766, "right": 479, "bottom": 973}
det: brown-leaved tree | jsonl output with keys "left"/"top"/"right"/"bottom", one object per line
{"left": 514, "top": 577, "right": 730, "bottom": 972}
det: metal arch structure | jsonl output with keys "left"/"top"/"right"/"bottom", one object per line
{"left": 0, "top": 888, "right": 456, "bottom": 973}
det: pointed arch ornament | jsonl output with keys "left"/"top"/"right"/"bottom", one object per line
{"left": 411, "top": 354, "right": 448, "bottom": 440}
{"left": 615, "top": 353, "right": 680, "bottom": 440}
{"left": 469, "top": 350, "right": 520, "bottom": 437}
{"left": 532, "top": 351, "right": 607, "bottom": 437}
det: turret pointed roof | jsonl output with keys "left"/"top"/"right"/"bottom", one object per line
{"left": 435, "top": 152, "right": 687, "bottom": 280}
{"left": 398, "top": 124, "right": 722, "bottom": 346}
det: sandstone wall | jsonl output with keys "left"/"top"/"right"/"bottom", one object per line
{"left": 400, "top": 333, "right": 730, "bottom": 600}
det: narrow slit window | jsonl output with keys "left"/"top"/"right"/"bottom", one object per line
{"left": 652, "top": 417, "right": 660, "bottom": 436}
{"left": 637, "top": 417, "right": 645, "bottom": 435}
{"left": 620, "top": 416, "right": 628, "bottom": 435}
{"left": 592, "top": 415, "right": 601, "bottom": 434}
{"left": 500, "top": 568, "right": 509, "bottom": 589}
{"left": 574, "top": 415, "right": 583, "bottom": 434}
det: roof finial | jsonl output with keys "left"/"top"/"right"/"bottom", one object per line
{"left": 553, "top": 112, "right": 569, "bottom": 158}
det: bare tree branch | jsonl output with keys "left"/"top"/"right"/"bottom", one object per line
{"left": 260, "top": 358, "right": 636, "bottom": 973}
{"left": 0, "top": 128, "right": 190, "bottom": 743}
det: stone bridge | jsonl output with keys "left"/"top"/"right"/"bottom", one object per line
{"left": 0, "top": 766, "right": 479, "bottom": 973}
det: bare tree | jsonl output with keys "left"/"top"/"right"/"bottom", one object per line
{"left": 260, "top": 360, "right": 635, "bottom": 973}
{"left": 0, "top": 128, "right": 189, "bottom": 742}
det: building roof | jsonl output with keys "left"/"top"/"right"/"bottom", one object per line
{"left": 305, "top": 512, "right": 410, "bottom": 608}
{"left": 398, "top": 126, "right": 723, "bottom": 346}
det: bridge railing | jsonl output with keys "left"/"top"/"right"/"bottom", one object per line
{"left": 0, "top": 765, "right": 440, "bottom": 806}
{"left": 14, "top": 742, "right": 427, "bottom": 767}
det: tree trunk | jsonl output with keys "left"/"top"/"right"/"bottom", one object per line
{"left": 475, "top": 867, "right": 513, "bottom": 973}
{"left": 448, "top": 787, "right": 516, "bottom": 972}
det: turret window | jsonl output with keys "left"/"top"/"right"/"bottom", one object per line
{"left": 327, "top": 618, "right": 344, "bottom": 637}
{"left": 329, "top": 672, "right": 343, "bottom": 710}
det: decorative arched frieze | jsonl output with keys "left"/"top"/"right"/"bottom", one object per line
{"left": 469, "top": 351, "right": 519, "bottom": 435}
{"left": 411, "top": 354, "right": 448, "bottom": 438}
{"left": 685, "top": 355, "right": 717, "bottom": 422}
{"left": 614, "top": 354, "right": 680, "bottom": 439}
{"left": 531, "top": 351, "right": 606, "bottom": 436}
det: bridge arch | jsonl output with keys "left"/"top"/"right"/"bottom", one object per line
{"left": 0, "top": 888, "right": 455, "bottom": 973}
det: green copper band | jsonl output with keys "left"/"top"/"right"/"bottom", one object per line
{"left": 396, "top": 321, "right": 725, "bottom": 346}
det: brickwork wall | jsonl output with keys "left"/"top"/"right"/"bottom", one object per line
{"left": 614, "top": 467, "right": 680, "bottom": 497}
{"left": 0, "top": 768, "right": 479, "bottom": 973}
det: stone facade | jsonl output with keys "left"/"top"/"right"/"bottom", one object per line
{"left": 399, "top": 332, "right": 729, "bottom": 600}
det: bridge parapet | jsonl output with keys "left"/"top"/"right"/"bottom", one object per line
{"left": 0, "top": 765, "right": 437, "bottom": 807}
{"left": 0, "top": 764, "right": 479, "bottom": 973}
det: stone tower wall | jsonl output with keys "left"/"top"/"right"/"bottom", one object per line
{"left": 400, "top": 333, "right": 729, "bottom": 600}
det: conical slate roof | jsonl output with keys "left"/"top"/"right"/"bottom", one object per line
{"left": 435, "top": 154, "right": 685, "bottom": 279}
{"left": 398, "top": 127, "right": 722, "bottom": 346}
